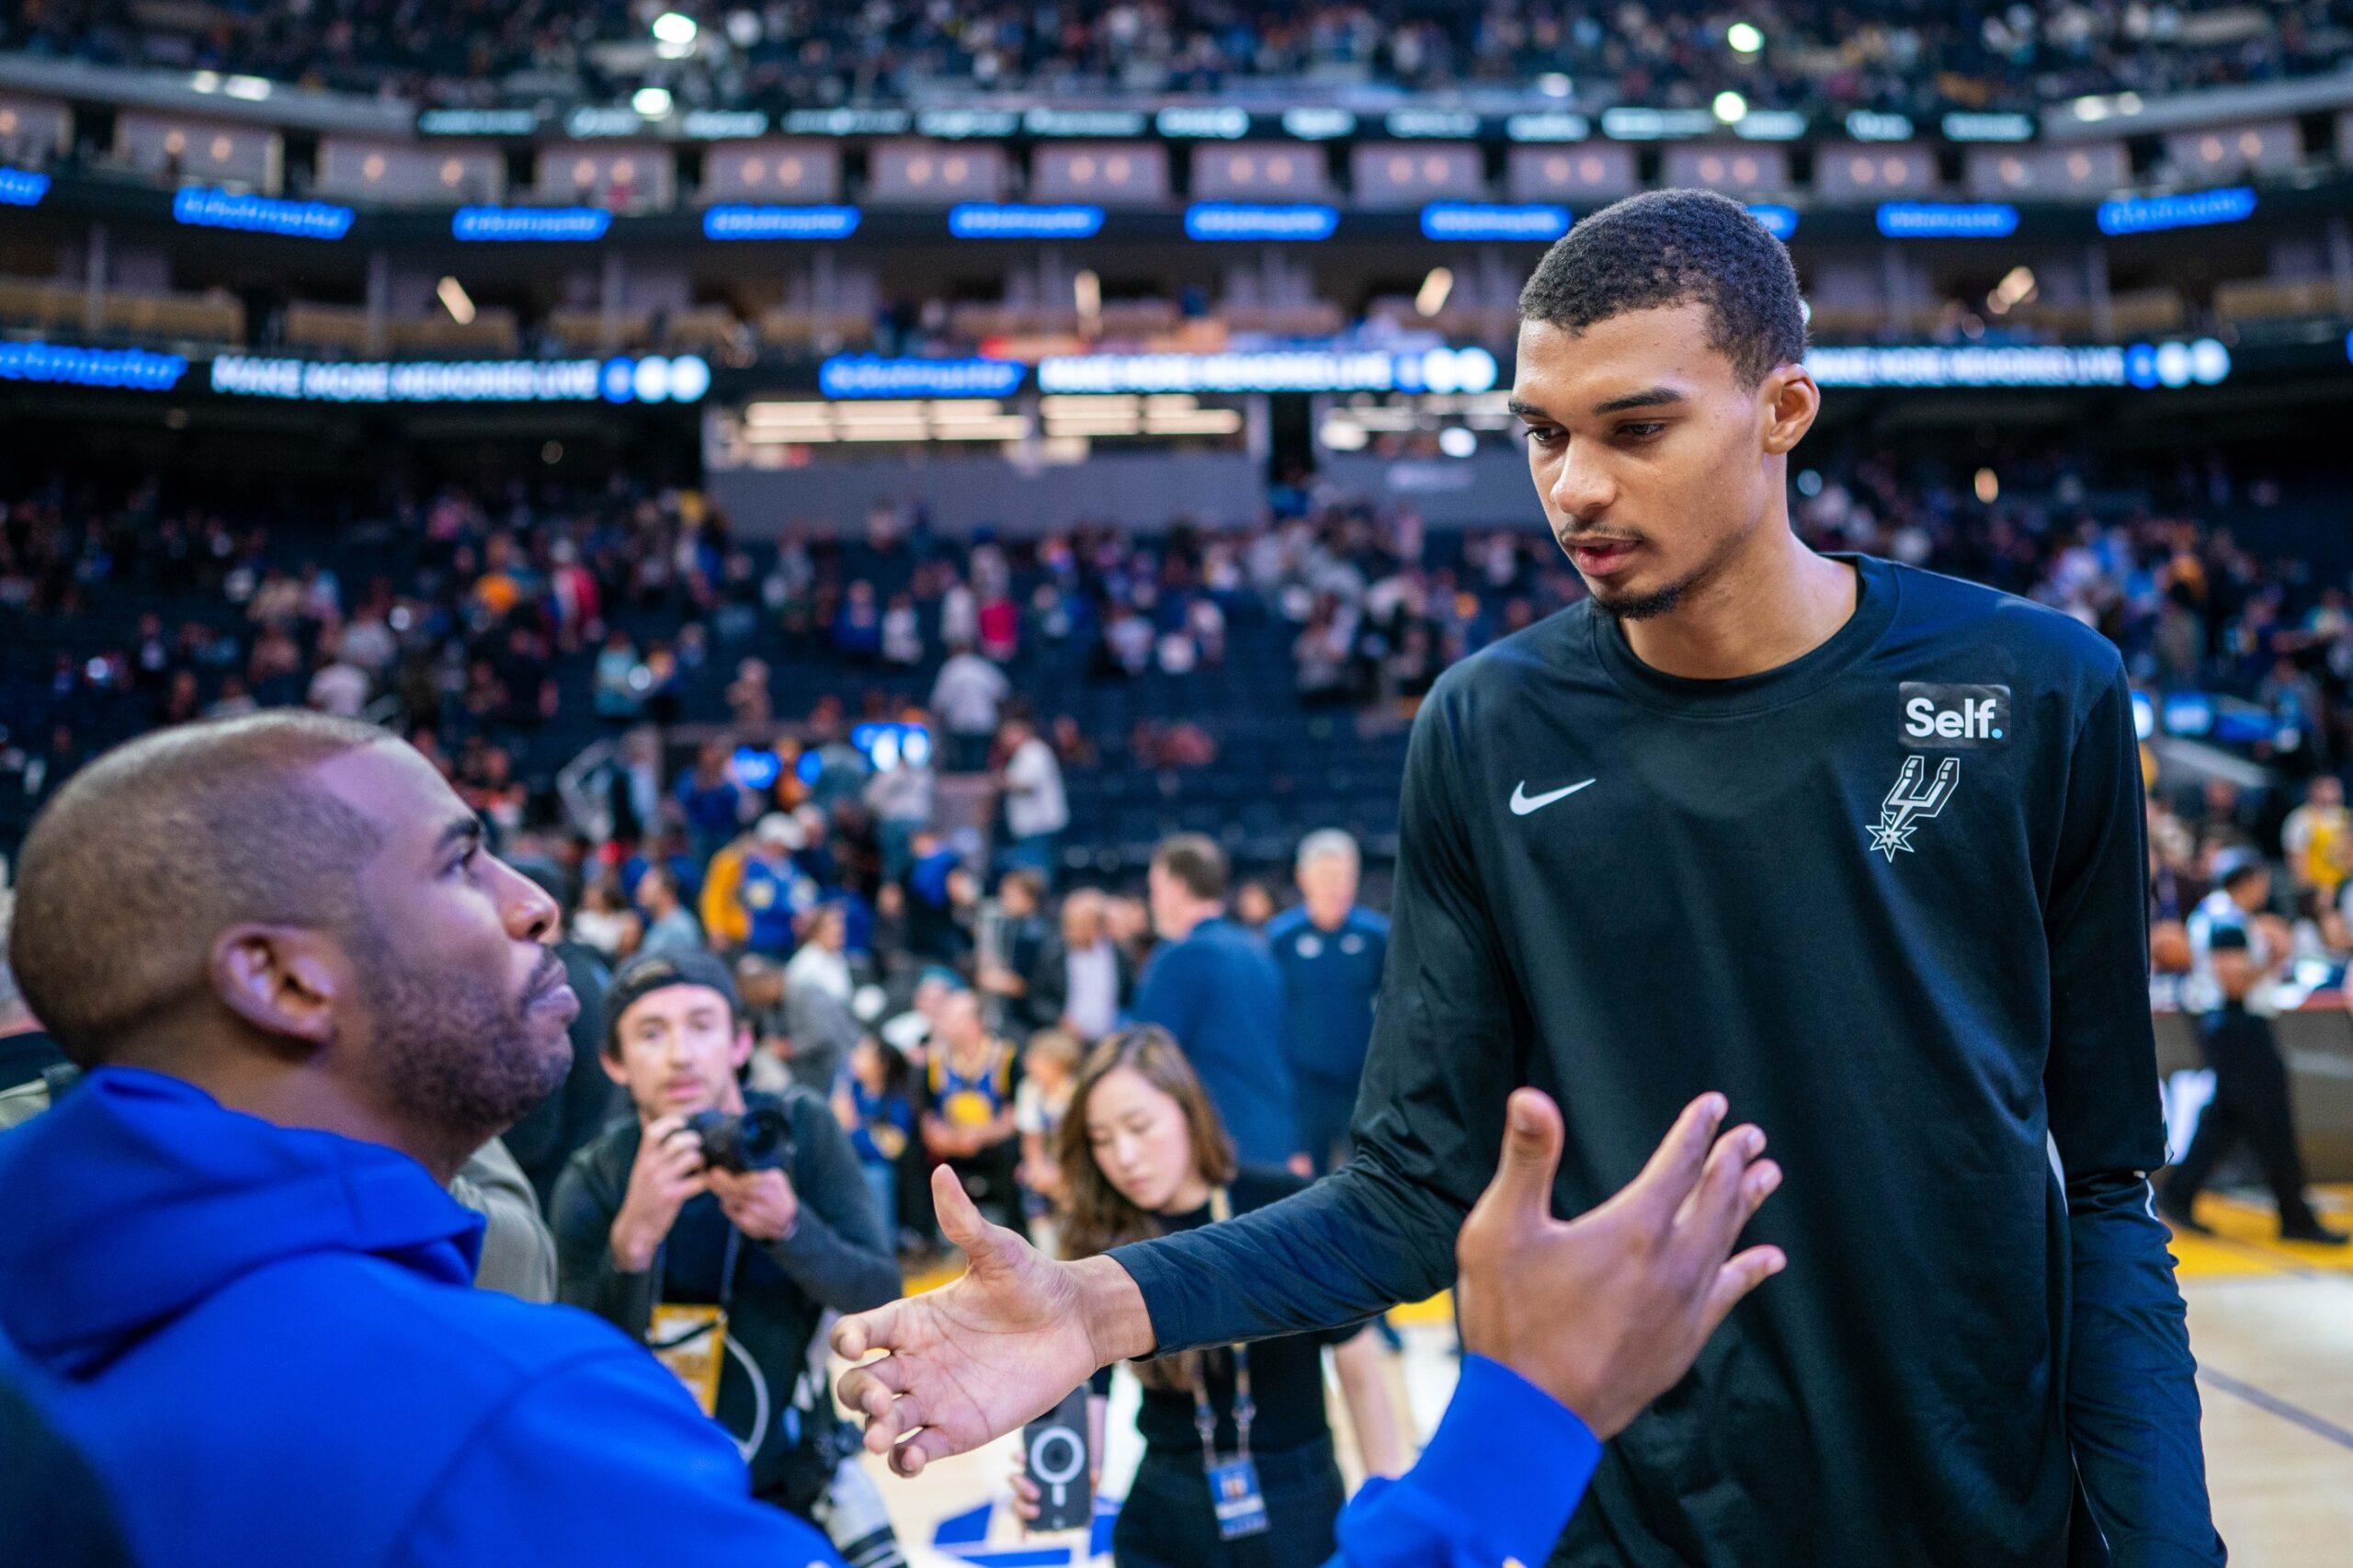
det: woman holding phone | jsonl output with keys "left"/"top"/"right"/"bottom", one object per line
{"left": 1010, "top": 1026, "right": 1404, "bottom": 1565}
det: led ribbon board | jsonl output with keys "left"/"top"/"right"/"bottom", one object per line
{"left": 0, "top": 340, "right": 188, "bottom": 390}
{"left": 1875, "top": 202, "right": 2020, "bottom": 238}
{"left": 173, "top": 187, "right": 354, "bottom": 239}
{"left": 209, "top": 354, "right": 709, "bottom": 403}
{"left": 2096, "top": 187, "right": 2256, "bottom": 236}
{"left": 703, "top": 205, "right": 861, "bottom": 240}
{"left": 0, "top": 167, "right": 50, "bottom": 206}
{"left": 948, "top": 204, "right": 1105, "bottom": 238}
{"left": 1420, "top": 203, "right": 1570, "bottom": 241}
{"left": 1037, "top": 346, "right": 1495, "bottom": 396}
{"left": 1183, "top": 203, "right": 1340, "bottom": 241}
{"left": 1806, "top": 340, "right": 2229, "bottom": 388}
{"left": 817, "top": 357, "right": 1028, "bottom": 399}
{"left": 452, "top": 206, "right": 613, "bottom": 241}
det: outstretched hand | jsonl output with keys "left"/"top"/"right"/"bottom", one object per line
{"left": 834, "top": 1165, "right": 1131, "bottom": 1477}
{"left": 1456, "top": 1088, "right": 1785, "bottom": 1439}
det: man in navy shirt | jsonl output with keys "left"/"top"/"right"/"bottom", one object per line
{"left": 1265, "top": 829, "right": 1390, "bottom": 1174}
{"left": 1131, "top": 834, "right": 1302, "bottom": 1169}
{"left": 832, "top": 191, "right": 2220, "bottom": 1568}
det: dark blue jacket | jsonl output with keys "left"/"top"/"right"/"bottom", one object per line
{"left": 1264, "top": 903, "right": 1390, "bottom": 1090}
{"left": 1132, "top": 916, "right": 1300, "bottom": 1164}
{"left": 0, "top": 1068, "right": 843, "bottom": 1568}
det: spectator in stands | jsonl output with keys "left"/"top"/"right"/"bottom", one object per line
{"left": 676, "top": 740, "right": 749, "bottom": 863}
{"left": 555, "top": 950, "right": 904, "bottom": 1556}
{"left": 305, "top": 648, "right": 369, "bottom": 719}
{"left": 2280, "top": 775, "right": 2352, "bottom": 903}
{"left": 995, "top": 710, "right": 1069, "bottom": 889}
{"left": 0, "top": 893, "right": 66, "bottom": 1097}
{"left": 0, "top": 713, "right": 850, "bottom": 1567}
{"left": 897, "top": 831, "right": 977, "bottom": 966}
{"left": 1131, "top": 835, "right": 1302, "bottom": 1171}
{"left": 882, "top": 593, "right": 925, "bottom": 666}
{"left": 1266, "top": 830, "right": 1390, "bottom": 1175}
{"left": 863, "top": 740, "right": 936, "bottom": 884}
{"left": 931, "top": 638, "right": 1009, "bottom": 773}
{"left": 784, "top": 903, "right": 862, "bottom": 1094}
{"left": 1014, "top": 1027, "right": 1081, "bottom": 1221}
{"left": 835, "top": 1037, "right": 916, "bottom": 1246}
{"left": 636, "top": 865, "right": 706, "bottom": 961}
{"left": 921, "top": 989, "right": 1025, "bottom": 1232}
{"left": 593, "top": 630, "right": 642, "bottom": 725}
{"left": 738, "top": 813, "right": 817, "bottom": 960}
{"left": 1026, "top": 887, "right": 1133, "bottom": 1042}
{"left": 979, "top": 868, "right": 1052, "bottom": 1035}
{"left": 1231, "top": 879, "right": 1279, "bottom": 931}
{"left": 572, "top": 876, "right": 642, "bottom": 962}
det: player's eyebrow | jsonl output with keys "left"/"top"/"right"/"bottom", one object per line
{"left": 1509, "top": 387, "right": 1688, "bottom": 420}
{"left": 1590, "top": 386, "right": 1685, "bottom": 415}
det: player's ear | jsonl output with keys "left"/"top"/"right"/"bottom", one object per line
{"left": 1760, "top": 366, "right": 1819, "bottom": 455}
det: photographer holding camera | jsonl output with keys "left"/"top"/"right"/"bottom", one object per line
{"left": 553, "top": 952, "right": 903, "bottom": 1561}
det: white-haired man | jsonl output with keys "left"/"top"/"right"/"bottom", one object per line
{"left": 1265, "top": 830, "right": 1389, "bottom": 1174}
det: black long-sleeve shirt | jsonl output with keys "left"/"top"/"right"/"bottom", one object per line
{"left": 1117, "top": 556, "right": 2222, "bottom": 1567}
{"left": 552, "top": 1085, "right": 901, "bottom": 1501}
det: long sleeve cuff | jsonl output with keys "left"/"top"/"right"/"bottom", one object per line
{"left": 1334, "top": 1355, "right": 1599, "bottom": 1568}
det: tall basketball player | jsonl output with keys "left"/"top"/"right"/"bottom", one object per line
{"left": 835, "top": 191, "right": 2221, "bottom": 1567}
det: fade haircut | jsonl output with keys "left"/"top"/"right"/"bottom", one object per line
{"left": 10, "top": 712, "right": 390, "bottom": 1065}
{"left": 1517, "top": 188, "right": 1808, "bottom": 391}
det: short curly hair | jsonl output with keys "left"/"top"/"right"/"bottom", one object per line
{"left": 1518, "top": 189, "right": 1807, "bottom": 390}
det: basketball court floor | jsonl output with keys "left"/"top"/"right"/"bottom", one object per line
{"left": 852, "top": 1185, "right": 2353, "bottom": 1567}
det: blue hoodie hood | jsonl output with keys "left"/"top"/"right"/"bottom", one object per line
{"left": 0, "top": 1066, "right": 483, "bottom": 1377}
{"left": 0, "top": 1066, "right": 848, "bottom": 1568}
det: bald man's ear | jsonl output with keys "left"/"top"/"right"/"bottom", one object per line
{"left": 211, "top": 926, "right": 348, "bottom": 1051}
{"left": 1759, "top": 365, "right": 1820, "bottom": 456}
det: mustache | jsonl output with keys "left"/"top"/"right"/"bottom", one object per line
{"left": 523, "top": 949, "right": 566, "bottom": 999}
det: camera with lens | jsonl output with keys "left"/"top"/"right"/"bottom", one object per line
{"left": 685, "top": 1106, "right": 794, "bottom": 1175}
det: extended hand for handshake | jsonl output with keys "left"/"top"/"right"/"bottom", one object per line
{"left": 834, "top": 1089, "right": 1783, "bottom": 1471}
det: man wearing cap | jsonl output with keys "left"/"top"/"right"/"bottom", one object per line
{"left": 738, "top": 814, "right": 819, "bottom": 960}
{"left": 553, "top": 951, "right": 904, "bottom": 1551}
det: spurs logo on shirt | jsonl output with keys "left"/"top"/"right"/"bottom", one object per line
{"left": 1868, "top": 755, "right": 1959, "bottom": 860}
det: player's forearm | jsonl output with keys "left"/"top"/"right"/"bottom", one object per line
{"left": 2063, "top": 1172, "right": 2224, "bottom": 1567}
{"left": 1108, "top": 1151, "right": 1459, "bottom": 1354}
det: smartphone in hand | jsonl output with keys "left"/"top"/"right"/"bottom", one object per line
{"left": 1021, "top": 1386, "right": 1093, "bottom": 1533}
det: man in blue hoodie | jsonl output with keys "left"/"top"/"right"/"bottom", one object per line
{"left": 0, "top": 712, "right": 846, "bottom": 1568}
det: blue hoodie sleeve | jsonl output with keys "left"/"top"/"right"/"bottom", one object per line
{"left": 1326, "top": 1355, "right": 1598, "bottom": 1568}
{"left": 399, "top": 1347, "right": 846, "bottom": 1567}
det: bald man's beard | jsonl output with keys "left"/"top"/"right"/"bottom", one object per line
{"left": 355, "top": 937, "right": 571, "bottom": 1144}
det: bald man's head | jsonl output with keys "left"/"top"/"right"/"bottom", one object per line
{"left": 12, "top": 713, "right": 388, "bottom": 1065}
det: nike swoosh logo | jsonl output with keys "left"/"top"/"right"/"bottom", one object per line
{"left": 1510, "top": 778, "right": 1595, "bottom": 815}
